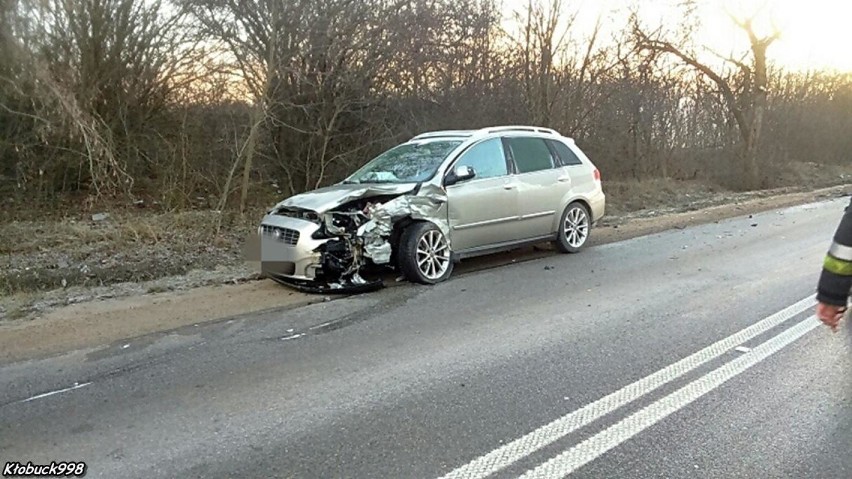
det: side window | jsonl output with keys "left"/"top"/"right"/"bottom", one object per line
{"left": 505, "top": 137, "right": 555, "bottom": 173}
{"left": 453, "top": 138, "right": 508, "bottom": 180}
{"left": 548, "top": 140, "right": 583, "bottom": 166}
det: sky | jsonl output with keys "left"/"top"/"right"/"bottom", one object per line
{"left": 501, "top": 0, "right": 852, "bottom": 73}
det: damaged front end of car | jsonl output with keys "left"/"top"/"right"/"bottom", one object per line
{"left": 255, "top": 183, "right": 450, "bottom": 294}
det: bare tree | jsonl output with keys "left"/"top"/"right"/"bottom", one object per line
{"left": 1, "top": 0, "right": 192, "bottom": 200}
{"left": 632, "top": 5, "right": 781, "bottom": 189}
{"left": 506, "top": 0, "right": 573, "bottom": 126}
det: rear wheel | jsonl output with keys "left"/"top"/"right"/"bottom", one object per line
{"left": 398, "top": 222, "right": 454, "bottom": 284}
{"left": 554, "top": 202, "right": 590, "bottom": 253}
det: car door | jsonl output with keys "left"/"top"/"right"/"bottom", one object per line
{"left": 445, "top": 138, "right": 524, "bottom": 252}
{"left": 503, "top": 136, "right": 571, "bottom": 238}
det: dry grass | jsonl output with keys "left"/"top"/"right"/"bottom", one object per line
{"left": 603, "top": 179, "right": 724, "bottom": 216}
{"left": 770, "top": 161, "right": 852, "bottom": 189}
{"left": 0, "top": 207, "right": 268, "bottom": 296}
{"left": 605, "top": 161, "right": 852, "bottom": 217}
{"left": 0, "top": 208, "right": 267, "bottom": 256}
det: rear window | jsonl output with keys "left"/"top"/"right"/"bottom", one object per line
{"left": 505, "top": 137, "right": 554, "bottom": 173}
{"left": 547, "top": 140, "right": 583, "bottom": 166}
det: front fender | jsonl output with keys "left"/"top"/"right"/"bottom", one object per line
{"left": 358, "top": 186, "right": 451, "bottom": 264}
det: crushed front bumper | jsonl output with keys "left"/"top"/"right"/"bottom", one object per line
{"left": 250, "top": 213, "right": 385, "bottom": 293}
{"left": 252, "top": 214, "right": 328, "bottom": 281}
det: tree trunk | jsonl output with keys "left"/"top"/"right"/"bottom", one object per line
{"left": 746, "top": 42, "right": 769, "bottom": 190}
{"left": 740, "top": 133, "right": 760, "bottom": 191}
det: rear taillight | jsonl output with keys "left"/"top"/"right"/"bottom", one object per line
{"left": 593, "top": 168, "right": 601, "bottom": 181}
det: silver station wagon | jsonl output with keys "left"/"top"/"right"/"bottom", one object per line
{"left": 256, "top": 126, "right": 605, "bottom": 292}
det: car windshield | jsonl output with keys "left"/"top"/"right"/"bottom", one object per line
{"left": 345, "top": 140, "right": 462, "bottom": 184}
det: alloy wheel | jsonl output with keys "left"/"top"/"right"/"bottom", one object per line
{"left": 563, "top": 206, "right": 589, "bottom": 248}
{"left": 415, "top": 230, "right": 450, "bottom": 280}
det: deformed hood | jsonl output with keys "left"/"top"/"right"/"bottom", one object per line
{"left": 274, "top": 182, "right": 419, "bottom": 213}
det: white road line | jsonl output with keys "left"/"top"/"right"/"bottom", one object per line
{"left": 19, "top": 382, "right": 92, "bottom": 403}
{"left": 437, "top": 294, "right": 816, "bottom": 479}
{"left": 281, "top": 333, "right": 305, "bottom": 340}
{"left": 520, "top": 315, "right": 820, "bottom": 479}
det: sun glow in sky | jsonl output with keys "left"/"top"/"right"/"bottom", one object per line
{"left": 502, "top": 0, "right": 852, "bottom": 72}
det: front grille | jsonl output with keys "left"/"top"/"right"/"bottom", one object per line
{"left": 260, "top": 225, "right": 300, "bottom": 245}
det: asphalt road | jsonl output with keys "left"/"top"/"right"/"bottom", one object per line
{"left": 1, "top": 198, "right": 850, "bottom": 478}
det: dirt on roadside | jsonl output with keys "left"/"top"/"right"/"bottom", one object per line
{"left": 0, "top": 183, "right": 849, "bottom": 365}
{"left": 0, "top": 280, "right": 340, "bottom": 365}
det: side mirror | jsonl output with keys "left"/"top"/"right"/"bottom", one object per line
{"left": 446, "top": 165, "right": 476, "bottom": 186}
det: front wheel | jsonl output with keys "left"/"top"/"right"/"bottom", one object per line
{"left": 398, "top": 222, "right": 454, "bottom": 284}
{"left": 554, "top": 202, "right": 591, "bottom": 253}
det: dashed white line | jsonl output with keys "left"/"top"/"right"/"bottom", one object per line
{"left": 310, "top": 320, "right": 338, "bottom": 330}
{"left": 437, "top": 294, "right": 815, "bottom": 479}
{"left": 20, "top": 382, "right": 92, "bottom": 403}
{"left": 281, "top": 333, "right": 305, "bottom": 341}
{"left": 519, "top": 315, "right": 820, "bottom": 478}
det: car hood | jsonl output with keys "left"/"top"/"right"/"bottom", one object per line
{"left": 274, "top": 182, "right": 420, "bottom": 213}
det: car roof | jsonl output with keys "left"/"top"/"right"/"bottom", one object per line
{"left": 409, "top": 126, "right": 574, "bottom": 143}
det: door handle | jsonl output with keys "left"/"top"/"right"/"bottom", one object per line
{"left": 503, "top": 184, "right": 516, "bottom": 190}
{"left": 557, "top": 176, "right": 571, "bottom": 183}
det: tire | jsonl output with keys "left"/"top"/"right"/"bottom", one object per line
{"left": 398, "top": 222, "right": 454, "bottom": 284}
{"left": 554, "top": 202, "right": 591, "bottom": 254}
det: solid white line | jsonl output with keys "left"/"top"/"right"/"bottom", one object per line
{"left": 20, "top": 382, "right": 92, "bottom": 403}
{"left": 437, "top": 294, "right": 816, "bottom": 479}
{"left": 520, "top": 315, "right": 820, "bottom": 479}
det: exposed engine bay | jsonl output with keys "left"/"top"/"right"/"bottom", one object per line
{"left": 263, "top": 183, "right": 451, "bottom": 293}
{"left": 303, "top": 195, "right": 397, "bottom": 291}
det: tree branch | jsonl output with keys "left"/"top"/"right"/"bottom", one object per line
{"left": 634, "top": 28, "right": 750, "bottom": 142}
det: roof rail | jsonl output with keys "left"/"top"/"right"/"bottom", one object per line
{"left": 410, "top": 130, "right": 475, "bottom": 141}
{"left": 483, "top": 125, "right": 560, "bottom": 136}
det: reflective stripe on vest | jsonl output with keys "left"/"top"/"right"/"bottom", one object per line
{"left": 829, "top": 241, "right": 852, "bottom": 262}
{"left": 824, "top": 254, "right": 852, "bottom": 276}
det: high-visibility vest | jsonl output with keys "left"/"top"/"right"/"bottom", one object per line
{"left": 818, "top": 197, "right": 852, "bottom": 306}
